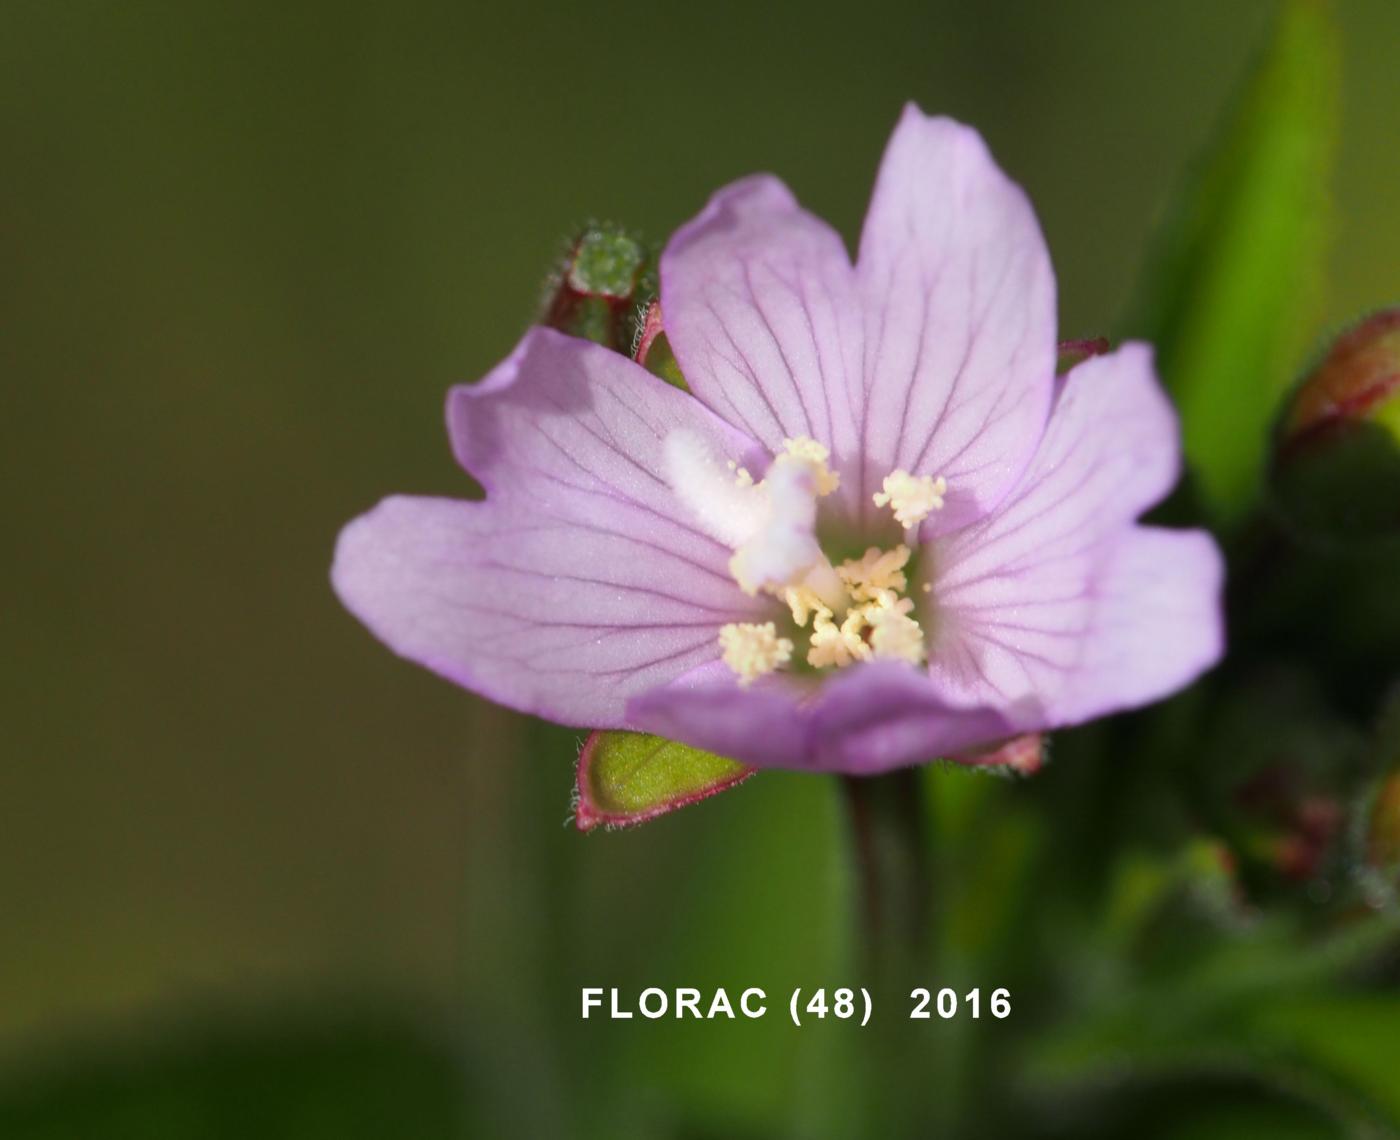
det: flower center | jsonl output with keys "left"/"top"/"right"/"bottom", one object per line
{"left": 664, "top": 432, "right": 945, "bottom": 686}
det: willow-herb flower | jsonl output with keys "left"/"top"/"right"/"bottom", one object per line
{"left": 332, "top": 105, "right": 1225, "bottom": 774}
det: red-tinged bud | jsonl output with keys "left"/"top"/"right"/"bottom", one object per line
{"left": 541, "top": 223, "right": 657, "bottom": 353}
{"left": 1281, "top": 311, "right": 1400, "bottom": 441}
{"left": 1271, "top": 309, "right": 1400, "bottom": 542}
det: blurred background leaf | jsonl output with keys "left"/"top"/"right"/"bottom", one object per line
{"left": 1124, "top": 0, "right": 1339, "bottom": 526}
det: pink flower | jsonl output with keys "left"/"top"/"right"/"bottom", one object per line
{"left": 332, "top": 105, "right": 1225, "bottom": 774}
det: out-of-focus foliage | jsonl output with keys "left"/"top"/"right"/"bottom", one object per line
{"left": 0, "top": 1021, "right": 463, "bottom": 1140}
{"left": 1126, "top": 0, "right": 1338, "bottom": 525}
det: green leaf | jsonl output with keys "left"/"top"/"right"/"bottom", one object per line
{"left": 1123, "top": 0, "right": 1338, "bottom": 524}
{"left": 1023, "top": 913, "right": 1400, "bottom": 1132}
{"left": 1247, "top": 996, "right": 1400, "bottom": 1127}
{"left": 573, "top": 730, "right": 753, "bottom": 831}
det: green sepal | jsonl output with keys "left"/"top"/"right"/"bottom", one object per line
{"left": 574, "top": 730, "right": 754, "bottom": 832}
{"left": 632, "top": 300, "right": 689, "bottom": 391}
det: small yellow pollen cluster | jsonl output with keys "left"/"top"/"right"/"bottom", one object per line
{"left": 713, "top": 440, "right": 935, "bottom": 683}
{"left": 837, "top": 545, "right": 909, "bottom": 603}
{"left": 795, "top": 545, "right": 926, "bottom": 669}
{"left": 873, "top": 470, "right": 947, "bottom": 528}
{"left": 867, "top": 597, "right": 925, "bottom": 664}
{"left": 808, "top": 607, "right": 869, "bottom": 669}
{"left": 782, "top": 583, "right": 826, "bottom": 627}
{"left": 718, "top": 621, "right": 794, "bottom": 686}
{"left": 746, "top": 543, "right": 927, "bottom": 673}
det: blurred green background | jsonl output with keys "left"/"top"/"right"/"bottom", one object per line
{"left": 3, "top": 1, "right": 1399, "bottom": 1136}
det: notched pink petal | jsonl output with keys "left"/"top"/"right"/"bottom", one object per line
{"left": 333, "top": 329, "right": 772, "bottom": 727}
{"left": 447, "top": 326, "right": 759, "bottom": 500}
{"left": 660, "top": 174, "right": 862, "bottom": 504}
{"left": 926, "top": 342, "right": 1186, "bottom": 712}
{"left": 857, "top": 105, "right": 1057, "bottom": 531}
{"left": 1049, "top": 526, "right": 1225, "bottom": 726}
{"left": 332, "top": 495, "right": 762, "bottom": 726}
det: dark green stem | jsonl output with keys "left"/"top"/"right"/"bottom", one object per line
{"left": 840, "top": 768, "right": 932, "bottom": 972}
{"left": 840, "top": 769, "right": 940, "bottom": 1137}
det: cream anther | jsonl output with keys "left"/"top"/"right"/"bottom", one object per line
{"left": 719, "top": 622, "right": 793, "bottom": 685}
{"left": 807, "top": 608, "right": 872, "bottom": 669}
{"left": 838, "top": 545, "right": 911, "bottom": 604}
{"left": 873, "top": 470, "right": 947, "bottom": 527}
{"left": 868, "top": 596, "right": 926, "bottom": 664}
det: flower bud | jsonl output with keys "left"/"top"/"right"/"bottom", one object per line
{"left": 541, "top": 223, "right": 656, "bottom": 353}
{"left": 1271, "top": 309, "right": 1400, "bottom": 542}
